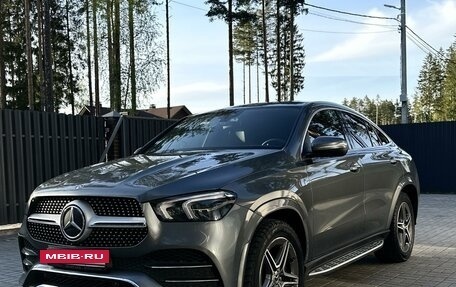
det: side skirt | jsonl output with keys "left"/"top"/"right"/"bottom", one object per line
{"left": 308, "top": 240, "right": 383, "bottom": 276}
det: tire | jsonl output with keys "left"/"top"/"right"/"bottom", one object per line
{"left": 243, "top": 219, "right": 305, "bottom": 287}
{"left": 375, "top": 193, "right": 415, "bottom": 263}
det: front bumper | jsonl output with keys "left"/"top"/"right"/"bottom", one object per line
{"left": 19, "top": 202, "right": 262, "bottom": 287}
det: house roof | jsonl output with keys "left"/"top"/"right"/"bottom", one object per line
{"left": 141, "top": 105, "right": 192, "bottom": 119}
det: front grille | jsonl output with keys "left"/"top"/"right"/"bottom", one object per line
{"left": 29, "top": 196, "right": 143, "bottom": 217}
{"left": 27, "top": 272, "right": 134, "bottom": 287}
{"left": 112, "top": 249, "right": 224, "bottom": 287}
{"left": 27, "top": 222, "right": 148, "bottom": 247}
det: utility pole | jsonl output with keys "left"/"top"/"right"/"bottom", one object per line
{"left": 262, "top": 0, "right": 270, "bottom": 103}
{"left": 166, "top": 0, "right": 171, "bottom": 119}
{"left": 385, "top": 1, "right": 408, "bottom": 124}
{"left": 400, "top": 0, "right": 408, "bottom": 124}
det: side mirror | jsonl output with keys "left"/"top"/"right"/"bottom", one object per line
{"left": 311, "top": 136, "right": 348, "bottom": 157}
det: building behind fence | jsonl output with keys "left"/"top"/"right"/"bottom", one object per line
{"left": 0, "top": 110, "right": 174, "bottom": 225}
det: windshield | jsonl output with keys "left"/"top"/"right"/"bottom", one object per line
{"left": 146, "top": 107, "right": 301, "bottom": 154}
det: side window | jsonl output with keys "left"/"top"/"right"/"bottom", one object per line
{"left": 367, "top": 124, "right": 382, "bottom": 146}
{"left": 376, "top": 129, "right": 390, "bottom": 145}
{"left": 303, "top": 109, "right": 345, "bottom": 155}
{"left": 341, "top": 113, "right": 373, "bottom": 148}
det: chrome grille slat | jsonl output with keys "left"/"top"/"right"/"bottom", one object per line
{"left": 30, "top": 196, "right": 144, "bottom": 217}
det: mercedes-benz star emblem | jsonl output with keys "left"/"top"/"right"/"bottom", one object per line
{"left": 60, "top": 204, "right": 86, "bottom": 242}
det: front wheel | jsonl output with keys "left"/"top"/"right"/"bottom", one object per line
{"left": 243, "top": 219, "right": 305, "bottom": 287}
{"left": 375, "top": 193, "right": 415, "bottom": 262}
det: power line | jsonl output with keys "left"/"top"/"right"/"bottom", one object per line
{"left": 308, "top": 11, "right": 399, "bottom": 27}
{"left": 169, "top": 0, "right": 206, "bottom": 12}
{"left": 304, "top": 3, "right": 398, "bottom": 21}
{"left": 406, "top": 33, "right": 434, "bottom": 55}
{"left": 406, "top": 26, "right": 446, "bottom": 59}
{"left": 406, "top": 30, "right": 452, "bottom": 63}
{"left": 302, "top": 28, "right": 396, "bottom": 35}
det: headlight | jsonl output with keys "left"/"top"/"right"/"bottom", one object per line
{"left": 152, "top": 191, "right": 237, "bottom": 222}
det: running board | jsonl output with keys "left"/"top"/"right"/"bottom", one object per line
{"left": 309, "top": 240, "right": 383, "bottom": 276}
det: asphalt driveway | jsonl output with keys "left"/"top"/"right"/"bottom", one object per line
{"left": 1, "top": 194, "right": 456, "bottom": 287}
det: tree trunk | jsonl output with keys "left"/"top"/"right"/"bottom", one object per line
{"left": 166, "top": 0, "right": 170, "bottom": 118}
{"left": 66, "top": 0, "right": 75, "bottom": 114}
{"left": 106, "top": 0, "right": 114, "bottom": 110}
{"left": 262, "top": 0, "right": 269, "bottom": 102}
{"left": 129, "top": 0, "right": 137, "bottom": 114}
{"left": 93, "top": 0, "right": 100, "bottom": 116}
{"left": 0, "top": 0, "right": 6, "bottom": 109}
{"left": 248, "top": 61, "right": 252, "bottom": 104}
{"left": 228, "top": 0, "right": 234, "bottom": 106}
{"left": 289, "top": 6, "right": 294, "bottom": 101}
{"left": 243, "top": 61, "right": 245, "bottom": 104}
{"left": 25, "top": 0, "right": 34, "bottom": 110}
{"left": 37, "top": 0, "right": 45, "bottom": 110}
{"left": 276, "top": 0, "right": 281, "bottom": 102}
{"left": 86, "top": 0, "right": 93, "bottom": 107}
{"left": 113, "top": 0, "right": 121, "bottom": 111}
{"left": 256, "top": 43, "right": 260, "bottom": 103}
{"left": 43, "top": 0, "right": 54, "bottom": 112}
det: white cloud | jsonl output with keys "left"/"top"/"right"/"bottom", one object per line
{"left": 408, "top": 0, "right": 456, "bottom": 50}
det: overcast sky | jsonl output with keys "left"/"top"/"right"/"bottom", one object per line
{"left": 147, "top": 0, "right": 456, "bottom": 114}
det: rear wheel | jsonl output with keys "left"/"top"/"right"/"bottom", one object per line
{"left": 375, "top": 193, "right": 415, "bottom": 262}
{"left": 243, "top": 219, "right": 305, "bottom": 287}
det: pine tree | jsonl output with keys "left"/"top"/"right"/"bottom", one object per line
{"left": 443, "top": 41, "right": 456, "bottom": 120}
{"left": 412, "top": 53, "right": 445, "bottom": 122}
{"left": 234, "top": 18, "right": 256, "bottom": 104}
{"left": 206, "top": 0, "right": 255, "bottom": 106}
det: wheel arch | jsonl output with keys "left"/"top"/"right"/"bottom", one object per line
{"left": 402, "top": 184, "right": 419, "bottom": 223}
{"left": 252, "top": 199, "right": 310, "bottom": 262}
{"left": 388, "top": 176, "right": 419, "bottom": 227}
{"left": 237, "top": 201, "right": 310, "bottom": 287}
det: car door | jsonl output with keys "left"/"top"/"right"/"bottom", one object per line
{"left": 303, "top": 109, "right": 365, "bottom": 259}
{"left": 339, "top": 112, "right": 404, "bottom": 237}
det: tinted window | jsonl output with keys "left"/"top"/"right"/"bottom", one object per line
{"left": 367, "top": 124, "right": 382, "bottom": 146}
{"left": 376, "top": 128, "right": 390, "bottom": 145}
{"left": 341, "top": 113, "right": 373, "bottom": 148}
{"left": 146, "top": 107, "right": 301, "bottom": 153}
{"left": 303, "top": 110, "right": 345, "bottom": 155}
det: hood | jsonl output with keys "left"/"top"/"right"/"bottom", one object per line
{"left": 34, "top": 149, "right": 288, "bottom": 201}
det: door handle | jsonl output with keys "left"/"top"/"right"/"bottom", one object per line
{"left": 350, "top": 163, "right": 361, "bottom": 172}
{"left": 390, "top": 159, "right": 398, "bottom": 165}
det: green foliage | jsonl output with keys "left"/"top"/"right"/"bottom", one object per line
{"left": 442, "top": 42, "right": 456, "bottom": 120}
{"left": 412, "top": 38, "right": 456, "bottom": 122}
{"left": 0, "top": 0, "right": 163, "bottom": 113}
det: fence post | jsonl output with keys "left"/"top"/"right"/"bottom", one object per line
{"left": 102, "top": 111, "right": 122, "bottom": 162}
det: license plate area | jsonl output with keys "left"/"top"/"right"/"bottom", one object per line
{"left": 40, "top": 249, "right": 110, "bottom": 267}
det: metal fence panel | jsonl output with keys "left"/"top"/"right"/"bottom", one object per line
{"left": 0, "top": 110, "right": 175, "bottom": 224}
{"left": 381, "top": 121, "right": 456, "bottom": 194}
{"left": 0, "top": 110, "right": 106, "bottom": 224}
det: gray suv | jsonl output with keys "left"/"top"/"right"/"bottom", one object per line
{"left": 18, "top": 102, "right": 419, "bottom": 287}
